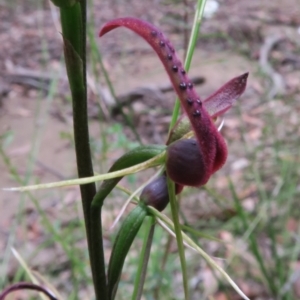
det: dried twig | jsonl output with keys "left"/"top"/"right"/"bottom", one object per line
{"left": 259, "top": 35, "right": 286, "bottom": 99}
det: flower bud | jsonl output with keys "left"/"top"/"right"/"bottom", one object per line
{"left": 140, "top": 176, "right": 169, "bottom": 212}
{"left": 140, "top": 176, "right": 184, "bottom": 211}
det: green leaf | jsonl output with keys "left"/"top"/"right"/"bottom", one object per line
{"left": 107, "top": 204, "right": 147, "bottom": 300}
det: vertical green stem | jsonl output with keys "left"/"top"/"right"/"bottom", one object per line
{"left": 167, "top": 177, "right": 189, "bottom": 299}
{"left": 60, "top": 2, "right": 106, "bottom": 299}
{"left": 184, "top": 0, "right": 207, "bottom": 71}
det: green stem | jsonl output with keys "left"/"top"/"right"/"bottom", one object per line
{"left": 132, "top": 217, "right": 155, "bottom": 300}
{"left": 169, "top": 0, "right": 207, "bottom": 131}
{"left": 167, "top": 177, "right": 189, "bottom": 300}
{"left": 60, "top": 3, "right": 104, "bottom": 299}
{"left": 184, "top": 0, "right": 207, "bottom": 71}
{"left": 79, "top": 0, "right": 87, "bottom": 89}
{"left": 89, "top": 206, "right": 107, "bottom": 299}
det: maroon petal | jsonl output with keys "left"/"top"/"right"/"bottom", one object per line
{"left": 100, "top": 17, "right": 228, "bottom": 183}
{"left": 203, "top": 73, "right": 248, "bottom": 118}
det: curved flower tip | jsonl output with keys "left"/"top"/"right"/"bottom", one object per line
{"left": 99, "top": 18, "right": 150, "bottom": 37}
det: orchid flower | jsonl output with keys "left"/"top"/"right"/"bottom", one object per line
{"left": 100, "top": 17, "right": 248, "bottom": 189}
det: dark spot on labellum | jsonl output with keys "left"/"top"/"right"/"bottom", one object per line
{"left": 151, "top": 30, "right": 157, "bottom": 37}
{"left": 196, "top": 99, "right": 202, "bottom": 105}
{"left": 181, "top": 69, "right": 186, "bottom": 75}
{"left": 172, "top": 65, "right": 178, "bottom": 72}
{"left": 167, "top": 54, "right": 173, "bottom": 60}
{"left": 179, "top": 83, "right": 187, "bottom": 90}
{"left": 188, "top": 82, "right": 193, "bottom": 89}
{"left": 193, "top": 110, "right": 201, "bottom": 117}
{"left": 159, "top": 40, "right": 165, "bottom": 47}
{"left": 187, "top": 98, "right": 193, "bottom": 105}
